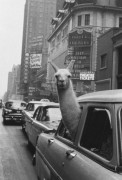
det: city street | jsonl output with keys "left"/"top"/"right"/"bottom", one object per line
{"left": 0, "top": 109, "right": 37, "bottom": 180}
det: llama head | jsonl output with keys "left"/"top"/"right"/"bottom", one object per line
{"left": 49, "top": 60, "right": 75, "bottom": 89}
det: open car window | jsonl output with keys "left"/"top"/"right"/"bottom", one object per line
{"left": 80, "top": 107, "right": 113, "bottom": 161}
{"left": 57, "top": 121, "right": 72, "bottom": 141}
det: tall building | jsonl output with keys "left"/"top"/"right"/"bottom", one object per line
{"left": 7, "top": 65, "right": 22, "bottom": 100}
{"left": 47, "top": 0, "right": 122, "bottom": 96}
{"left": 20, "top": 0, "right": 59, "bottom": 101}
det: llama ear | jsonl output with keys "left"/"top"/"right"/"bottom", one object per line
{"left": 49, "top": 61, "right": 59, "bottom": 72}
{"left": 67, "top": 60, "right": 75, "bottom": 72}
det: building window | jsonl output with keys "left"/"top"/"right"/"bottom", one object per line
{"left": 57, "top": 32, "right": 61, "bottom": 43}
{"left": 62, "top": 25, "right": 68, "bottom": 38}
{"left": 100, "top": 54, "right": 107, "bottom": 69}
{"left": 119, "top": 17, "right": 122, "bottom": 28}
{"left": 51, "top": 39, "right": 55, "bottom": 48}
{"left": 85, "top": 14, "right": 90, "bottom": 26}
{"left": 78, "top": 15, "right": 82, "bottom": 26}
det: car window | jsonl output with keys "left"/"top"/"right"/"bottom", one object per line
{"left": 41, "top": 107, "right": 61, "bottom": 122}
{"left": 58, "top": 121, "right": 72, "bottom": 141}
{"left": 27, "top": 104, "right": 34, "bottom": 111}
{"left": 80, "top": 107, "right": 113, "bottom": 161}
{"left": 21, "top": 103, "right": 26, "bottom": 107}
{"left": 5, "top": 102, "right": 13, "bottom": 109}
{"left": 36, "top": 107, "right": 43, "bottom": 121}
{"left": 33, "top": 107, "right": 41, "bottom": 120}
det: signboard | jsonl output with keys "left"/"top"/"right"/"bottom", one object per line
{"left": 68, "top": 29, "right": 91, "bottom": 47}
{"left": 80, "top": 72, "right": 95, "bottom": 81}
{"left": 77, "top": 0, "right": 96, "bottom": 4}
{"left": 30, "top": 36, "right": 43, "bottom": 53}
{"left": 30, "top": 54, "right": 42, "bottom": 69}
{"left": 68, "top": 30, "right": 92, "bottom": 79}
{"left": 28, "top": 87, "right": 36, "bottom": 96}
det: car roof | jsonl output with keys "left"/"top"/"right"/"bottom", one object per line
{"left": 36, "top": 102, "right": 59, "bottom": 107}
{"left": 28, "top": 101, "right": 58, "bottom": 104}
{"left": 78, "top": 89, "right": 122, "bottom": 103}
{"left": 28, "top": 101, "right": 43, "bottom": 104}
{"left": 7, "top": 100, "right": 26, "bottom": 103}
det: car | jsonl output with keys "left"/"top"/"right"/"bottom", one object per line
{"left": 2, "top": 100, "right": 27, "bottom": 125}
{"left": 25, "top": 102, "right": 61, "bottom": 149}
{"left": 21, "top": 101, "right": 45, "bottom": 131}
{"left": 35, "top": 89, "right": 122, "bottom": 180}
{"left": 40, "top": 99, "right": 50, "bottom": 102}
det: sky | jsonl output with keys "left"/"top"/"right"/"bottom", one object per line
{"left": 0, "top": 0, "right": 25, "bottom": 98}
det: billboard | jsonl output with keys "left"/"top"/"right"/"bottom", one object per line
{"left": 68, "top": 29, "right": 92, "bottom": 79}
{"left": 30, "top": 54, "right": 42, "bottom": 69}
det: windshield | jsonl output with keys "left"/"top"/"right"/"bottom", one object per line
{"left": 6, "top": 101, "right": 26, "bottom": 109}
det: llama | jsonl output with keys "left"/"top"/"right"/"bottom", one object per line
{"left": 49, "top": 60, "right": 81, "bottom": 140}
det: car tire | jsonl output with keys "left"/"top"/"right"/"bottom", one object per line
{"left": 22, "top": 124, "right": 25, "bottom": 131}
{"left": 27, "top": 137, "right": 31, "bottom": 148}
{"left": 3, "top": 118, "right": 7, "bottom": 125}
{"left": 37, "top": 176, "right": 40, "bottom": 180}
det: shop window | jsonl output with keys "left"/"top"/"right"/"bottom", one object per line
{"left": 100, "top": 54, "right": 107, "bottom": 69}
{"left": 85, "top": 14, "right": 90, "bottom": 26}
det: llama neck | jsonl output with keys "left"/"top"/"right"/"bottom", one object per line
{"left": 57, "top": 81, "right": 79, "bottom": 109}
{"left": 57, "top": 80, "right": 81, "bottom": 140}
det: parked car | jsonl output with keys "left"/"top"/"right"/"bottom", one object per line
{"left": 40, "top": 99, "right": 50, "bottom": 102}
{"left": 21, "top": 101, "right": 45, "bottom": 131}
{"left": 25, "top": 102, "right": 61, "bottom": 148}
{"left": 2, "top": 100, "right": 27, "bottom": 124}
{"left": 35, "top": 89, "right": 122, "bottom": 180}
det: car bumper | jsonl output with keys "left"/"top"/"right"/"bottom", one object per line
{"left": 4, "top": 114, "right": 22, "bottom": 122}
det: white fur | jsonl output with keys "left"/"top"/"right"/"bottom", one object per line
{"left": 54, "top": 68, "right": 81, "bottom": 140}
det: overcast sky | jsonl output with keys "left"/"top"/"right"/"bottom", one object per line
{"left": 0, "top": 0, "right": 25, "bottom": 98}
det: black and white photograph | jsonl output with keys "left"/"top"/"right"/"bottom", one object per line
{"left": 0, "top": 0, "right": 122, "bottom": 179}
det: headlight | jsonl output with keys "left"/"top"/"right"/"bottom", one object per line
{"left": 5, "top": 109, "right": 12, "bottom": 114}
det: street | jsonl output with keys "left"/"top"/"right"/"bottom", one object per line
{"left": 0, "top": 109, "right": 37, "bottom": 180}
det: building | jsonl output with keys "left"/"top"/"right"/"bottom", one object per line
{"left": 96, "top": 27, "right": 122, "bottom": 91}
{"left": 47, "top": 0, "right": 122, "bottom": 96}
{"left": 7, "top": 65, "right": 22, "bottom": 100}
{"left": 20, "top": 0, "right": 59, "bottom": 101}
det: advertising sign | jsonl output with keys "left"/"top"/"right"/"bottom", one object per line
{"left": 80, "top": 72, "right": 95, "bottom": 81}
{"left": 68, "top": 29, "right": 92, "bottom": 79}
{"left": 30, "top": 36, "right": 43, "bottom": 53}
{"left": 30, "top": 54, "right": 42, "bottom": 69}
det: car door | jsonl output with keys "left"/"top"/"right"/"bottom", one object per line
{"left": 30, "top": 106, "right": 43, "bottom": 147}
{"left": 37, "top": 105, "right": 119, "bottom": 180}
{"left": 36, "top": 122, "right": 76, "bottom": 180}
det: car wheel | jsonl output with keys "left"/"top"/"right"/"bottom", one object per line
{"left": 3, "top": 118, "right": 7, "bottom": 125}
{"left": 27, "top": 137, "right": 32, "bottom": 148}
{"left": 32, "top": 154, "right": 36, "bottom": 166}
{"left": 37, "top": 176, "right": 40, "bottom": 180}
{"left": 22, "top": 124, "right": 25, "bottom": 131}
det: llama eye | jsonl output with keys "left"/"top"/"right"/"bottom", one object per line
{"left": 68, "top": 75, "right": 71, "bottom": 78}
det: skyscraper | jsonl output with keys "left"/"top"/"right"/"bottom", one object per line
{"left": 20, "top": 0, "right": 59, "bottom": 101}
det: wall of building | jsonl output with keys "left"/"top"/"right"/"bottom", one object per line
{"left": 97, "top": 0, "right": 116, "bottom": 6}
{"left": 96, "top": 28, "right": 114, "bottom": 90}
